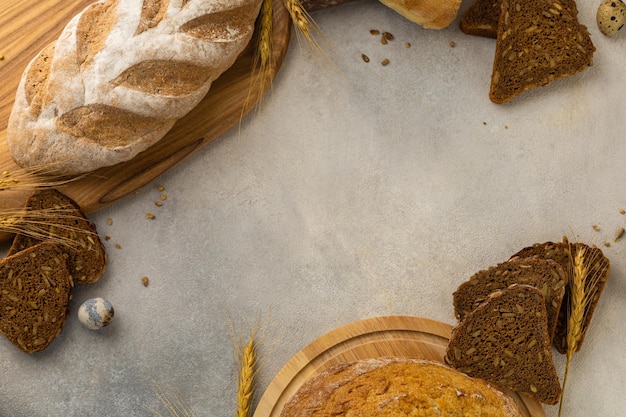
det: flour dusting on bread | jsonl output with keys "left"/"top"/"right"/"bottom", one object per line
{"left": 7, "top": 0, "right": 262, "bottom": 175}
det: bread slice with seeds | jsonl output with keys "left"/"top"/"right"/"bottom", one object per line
{"left": 489, "top": 0, "right": 594, "bottom": 103}
{"left": 453, "top": 257, "right": 566, "bottom": 340}
{"left": 0, "top": 242, "right": 73, "bottom": 353}
{"left": 460, "top": 0, "right": 501, "bottom": 38}
{"left": 7, "top": 188, "right": 106, "bottom": 285}
{"left": 446, "top": 284, "right": 562, "bottom": 405}
{"left": 511, "top": 238, "right": 610, "bottom": 354}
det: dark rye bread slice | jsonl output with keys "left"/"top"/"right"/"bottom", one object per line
{"left": 489, "top": 0, "right": 594, "bottom": 104}
{"left": 0, "top": 242, "right": 73, "bottom": 353}
{"left": 445, "top": 284, "right": 562, "bottom": 405}
{"left": 460, "top": 0, "right": 580, "bottom": 39}
{"left": 460, "top": 0, "right": 501, "bottom": 38}
{"left": 511, "top": 239, "right": 610, "bottom": 354}
{"left": 8, "top": 188, "right": 106, "bottom": 285}
{"left": 453, "top": 257, "right": 566, "bottom": 340}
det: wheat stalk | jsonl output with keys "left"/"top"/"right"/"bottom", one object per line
{"left": 0, "top": 164, "right": 82, "bottom": 191}
{"left": 0, "top": 207, "right": 99, "bottom": 249}
{"left": 258, "top": 0, "right": 274, "bottom": 76}
{"left": 558, "top": 245, "right": 603, "bottom": 417}
{"left": 149, "top": 382, "right": 197, "bottom": 417}
{"left": 282, "top": 0, "right": 338, "bottom": 72}
{"left": 236, "top": 336, "right": 257, "bottom": 417}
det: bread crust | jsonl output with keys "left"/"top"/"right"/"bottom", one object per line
{"left": 379, "top": 0, "right": 462, "bottom": 29}
{"left": 279, "top": 357, "right": 524, "bottom": 417}
{"left": 7, "top": 0, "right": 262, "bottom": 175}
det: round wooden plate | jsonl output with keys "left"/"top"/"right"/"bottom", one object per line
{"left": 0, "top": 0, "right": 291, "bottom": 242}
{"left": 253, "top": 316, "right": 546, "bottom": 417}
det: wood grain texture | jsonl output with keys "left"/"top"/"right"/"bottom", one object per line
{"left": 253, "top": 316, "right": 546, "bottom": 417}
{"left": 0, "top": 0, "right": 290, "bottom": 243}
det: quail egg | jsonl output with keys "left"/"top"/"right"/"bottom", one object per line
{"left": 78, "top": 297, "right": 114, "bottom": 330}
{"left": 597, "top": 0, "right": 626, "bottom": 36}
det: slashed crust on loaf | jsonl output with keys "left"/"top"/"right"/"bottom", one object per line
{"left": 8, "top": 0, "right": 262, "bottom": 175}
{"left": 279, "top": 357, "right": 524, "bottom": 417}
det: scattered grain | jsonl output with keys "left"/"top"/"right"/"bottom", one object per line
{"left": 146, "top": 213, "right": 156, "bottom": 220}
{"left": 405, "top": 42, "right": 411, "bottom": 48}
{"left": 450, "top": 41, "right": 456, "bottom": 47}
{"left": 382, "top": 32, "right": 394, "bottom": 41}
{"left": 592, "top": 225, "right": 600, "bottom": 231}
{"left": 370, "top": 29, "right": 380, "bottom": 35}
{"left": 115, "top": 243, "right": 122, "bottom": 249}
{"left": 381, "top": 58, "right": 390, "bottom": 66}
{"left": 142, "top": 276, "right": 149, "bottom": 287}
{"left": 620, "top": 209, "right": 625, "bottom": 215}
{"left": 157, "top": 185, "right": 165, "bottom": 191}
{"left": 160, "top": 194, "right": 167, "bottom": 201}
{"left": 107, "top": 218, "right": 113, "bottom": 225}
{"left": 155, "top": 201, "right": 163, "bottom": 207}
{"left": 614, "top": 226, "right": 624, "bottom": 242}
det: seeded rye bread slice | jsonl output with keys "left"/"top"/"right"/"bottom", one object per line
{"left": 512, "top": 239, "right": 610, "bottom": 354}
{"left": 453, "top": 257, "right": 566, "bottom": 340}
{"left": 489, "top": 0, "right": 594, "bottom": 103}
{"left": 445, "top": 284, "right": 562, "bottom": 405}
{"left": 460, "top": 0, "right": 501, "bottom": 38}
{"left": 460, "top": 0, "right": 580, "bottom": 38}
{"left": 0, "top": 242, "right": 73, "bottom": 353}
{"left": 7, "top": 188, "right": 106, "bottom": 285}
{"left": 280, "top": 357, "right": 523, "bottom": 417}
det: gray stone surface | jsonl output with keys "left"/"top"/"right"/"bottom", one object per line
{"left": 1, "top": 1, "right": 625, "bottom": 416}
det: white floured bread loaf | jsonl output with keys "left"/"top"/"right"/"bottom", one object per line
{"left": 7, "top": 0, "right": 262, "bottom": 175}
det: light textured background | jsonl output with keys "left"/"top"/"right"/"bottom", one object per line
{"left": 2, "top": 0, "right": 626, "bottom": 416}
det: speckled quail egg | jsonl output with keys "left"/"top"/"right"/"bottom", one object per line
{"left": 78, "top": 297, "right": 114, "bottom": 330}
{"left": 597, "top": 0, "right": 626, "bottom": 36}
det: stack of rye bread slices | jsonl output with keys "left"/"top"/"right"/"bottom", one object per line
{"left": 460, "top": 0, "right": 595, "bottom": 103}
{"left": 445, "top": 237, "right": 610, "bottom": 404}
{"left": 0, "top": 189, "right": 106, "bottom": 353}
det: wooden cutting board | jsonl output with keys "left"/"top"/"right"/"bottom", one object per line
{"left": 0, "top": 0, "right": 291, "bottom": 242}
{"left": 253, "top": 316, "right": 546, "bottom": 417}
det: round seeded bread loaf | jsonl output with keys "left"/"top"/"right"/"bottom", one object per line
{"left": 279, "top": 357, "right": 523, "bottom": 417}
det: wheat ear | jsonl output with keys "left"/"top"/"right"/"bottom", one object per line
{"left": 558, "top": 246, "right": 596, "bottom": 417}
{"left": 283, "top": 0, "right": 337, "bottom": 71}
{"left": 236, "top": 336, "right": 257, "bottom": 417}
